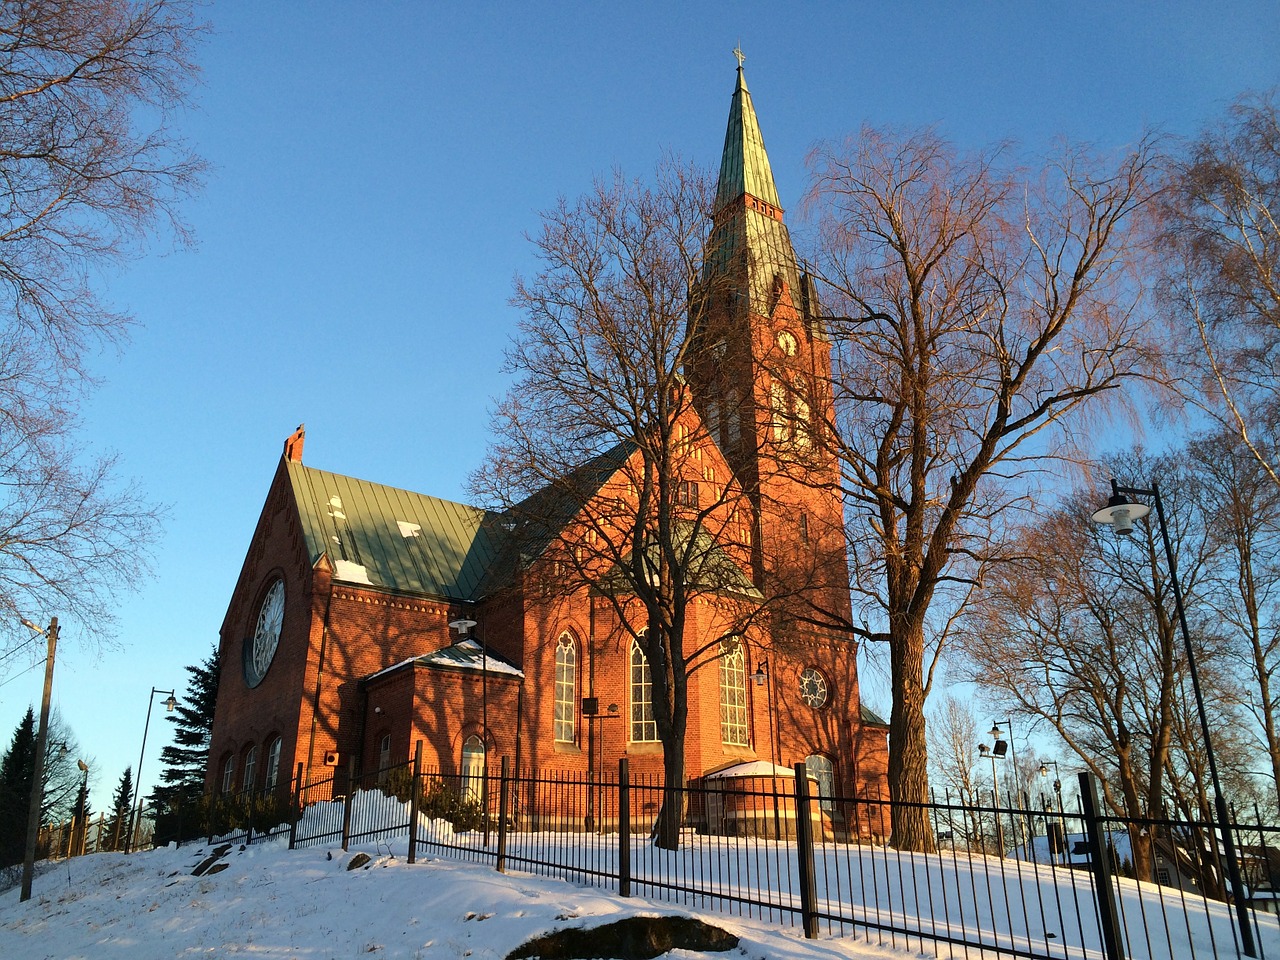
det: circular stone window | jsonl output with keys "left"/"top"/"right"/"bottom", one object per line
{"left": 244, "top": 578, "right": 285, "bottom": 688}
{"left": 798, "top": 667, "right": 829, "bottom": 709}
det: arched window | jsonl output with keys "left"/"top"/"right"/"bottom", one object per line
{"left": 376, "top": 734, "right": 392, "bottom": 784}
{"left": 461, "top": 735, "right": 486, "bottom": 802}
{"left": 771, "top": 379, "right": 791, "bottom": 443}
{"left": 629, "top": 636, "right": 658, "bottom": 743}
{"left": 242, "top": 744, "right": 258, "bottom": 794}
{"left": 554, "top": 633, "right": 576, "bottom": 743}
{"left": 221, "top": 754, "right": 236, "bottom": 795}
{"left": 726, "top": 388, "right": 741, "bottom": 447}
{"left": 806, "top": 754, "right": 836, "bottom": 813}
{"left": 264, "top": 737, "right": 282, "bottom": 792}
{"left": 719, "top": 637, "right": 748, "bottom": 746}
{"left": 793, "top": 376, "right": 811, "bottom": 449}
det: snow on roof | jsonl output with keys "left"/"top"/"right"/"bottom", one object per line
{"left": 704, "top": 761, "right": 796, "bottom": 779}
{"left": 420, "top": 637, "right": 523, "bottom": 677}
{"left": 364, "top": 639, "right": 524, "bottom": 682}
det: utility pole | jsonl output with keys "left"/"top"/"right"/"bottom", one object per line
{"left": 19, "top": 616, "right": 59, "bottom": 902}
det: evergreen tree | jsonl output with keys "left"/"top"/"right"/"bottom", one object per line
{"left": 70, "top": 771, "right": 92, "bottom": 856}
{"left": 152, "top": 646, "right": 219, "bottom": 807}
{"left": 105, "top": 767, "right": 134, "bottom": 852}
{"left": 0, "top": 708, "right": 36, "bottom": 867}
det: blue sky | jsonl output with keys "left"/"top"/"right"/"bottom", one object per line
{"left": 1, "top": 2, "right": 1276, "bottom": 810}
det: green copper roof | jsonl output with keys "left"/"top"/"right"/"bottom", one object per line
{"left": 699, "top": 63, "right": 825, "bottom": 338}
{"left": 286, "top": 460, "right": 500, "bottom": 601}
{"left": 715, "top": 67, "right": 781, "bottom": 213}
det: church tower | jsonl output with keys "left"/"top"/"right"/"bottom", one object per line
{"left": 688, "top": 60, "right": 851, "bottom": 632}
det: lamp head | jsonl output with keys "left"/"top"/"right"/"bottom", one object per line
{"left": 978, "top": 743, "right": 990, "bottom": 757}
{"left": 1039, "top": 763, "right": 1048, "bottom": 778}
{"left": 751, "top": 661, "right": 767, "bottom": 686}
{"left": 164, "top": 694, "right": 178, "bottom": 712}
{"left": 449, "top": 618, "right": 478, "bottom": 636}
{"left": 1092, "top": 488, "right": 1150, "bottom": 536}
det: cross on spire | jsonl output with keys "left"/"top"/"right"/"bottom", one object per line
{"left": 733, "top": 45, "right": 745, "bottom": 69}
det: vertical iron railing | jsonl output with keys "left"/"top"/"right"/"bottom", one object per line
{"left": 95, "top": 755, "right": 1280, "bottom": 960}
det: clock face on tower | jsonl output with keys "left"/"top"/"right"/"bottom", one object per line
{"left": 244, "top": 578, "right": 285, "bottom": 688}
{"left": 777, "top": 330, "right": 798, "bottom": 357}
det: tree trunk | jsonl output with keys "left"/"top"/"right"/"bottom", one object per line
{"left": 889, "top": 618, "right": 935, "bottom": 852}
{"left": 654, "top": 730, "right": 687, "bottom": 850}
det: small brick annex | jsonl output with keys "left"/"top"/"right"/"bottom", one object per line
{"left": 206, "top": 62, "right": 888, "bottom": 829}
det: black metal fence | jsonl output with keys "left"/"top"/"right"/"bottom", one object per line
{"left": 94, "top": 760, "right": 1280, "bottom": 960}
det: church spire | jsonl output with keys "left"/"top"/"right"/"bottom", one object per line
{"left": 714, "top": 60, "right": 782, "bottom": 214}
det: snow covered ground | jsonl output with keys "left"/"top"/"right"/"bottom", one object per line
{"left": 0, "top": 837, "right": 909, "bottom": 960}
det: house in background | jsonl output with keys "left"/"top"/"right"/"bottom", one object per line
{"left": 206, "top": 63, "right": 888, "bottom": 831}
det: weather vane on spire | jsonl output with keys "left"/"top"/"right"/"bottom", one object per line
{"left": 733, "top": 44, "right": 746, "bottom": 69}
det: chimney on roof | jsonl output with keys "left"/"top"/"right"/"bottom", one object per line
{"left": 284, "top": 424, "right": 305, "bottom": 462}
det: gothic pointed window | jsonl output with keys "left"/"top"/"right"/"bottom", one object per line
{"left": 726, "top": 387, "right": 741, "bottom": 447}
{"left": 793, "top": 376, "right": 812, "bottom": 450}
{"left": 806, "top": 754, "right": 836, "bottom": 813}
{"left": 630, "top": 634, "right": 658, "bottom": 742}
{"left": 554, "top": 633, "right": 576, "bottom": 743}
{"left": 221, "top": 754, "right": 235, "bottom": 795}
{"left": 706, "top": 399, "right": 722, "bottom": 445}
{"left": 462, "top": 735, "right": 486, "bottom": 802}
{"left": 243, "top": 745, "right": 257, "bottom": 794}
{"left": 719, "top": 637, "right": 749, "bottom": 746}
{"left": 376, "top": 734, "right": 392, "bottom": 784}
{"left": 265, "top": 737, "right": 282, "bottom": 792}
{"left": 771, "top": 379, "right": 792, "bottom": 444}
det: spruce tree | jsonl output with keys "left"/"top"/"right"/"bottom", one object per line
{"left": 105, "top": 767, "right": 133, "bottom": 852}
{"left": 152, "top": 646, "right": 219, "bottom": 806}
{"left": 0, "top": 708, "right": 36, "bottom": 867}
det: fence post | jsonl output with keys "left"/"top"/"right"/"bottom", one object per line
{"left": 792, "top": 762, "right": 819, "bottom": 939}
{"left": 1080, "top": 772, "right": 1126, "bottom": 960}
{"left": 618, "top": 758, "right": 630, "bottom": 898}
{"left": 496, "top": 756, "right": 510, "bottom": 873}
{"left": 288, "top": 763, "right": 304, "bottom": 850}
{"left": 246, "top": 789, "right": 255, "bottom": 846}
{"left": 408, "top": 741, "right": 423, "bottom": 865}
{"left": 341, "top": 757, "right": 356, "bottom": 852}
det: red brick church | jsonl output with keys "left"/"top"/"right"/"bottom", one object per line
{"left": 206, "top": 64, "right": 888, "bottom": 823}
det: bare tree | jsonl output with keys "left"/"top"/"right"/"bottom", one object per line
{"left": 0, "top": 0, "right": 201, "bottom": 657}
{"left": 1185, "top": 428, "right": 1280, "bottom": 809}
{"left": 1155, "top": 92, "right": 1280, "bottom": 488}
{"left": 803, "top": 127, "right": 1158, "bottom": 850}
{"left": 926, "top": 695, "right": 987, "bottom": 849}
{"left": 473, "top": 162, "right": 764, "bottom": 850}
{"left": 963, "top": 451, "right": 1239, "bottom": 882}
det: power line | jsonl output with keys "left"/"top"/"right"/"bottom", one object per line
{"left": 0, "top": 658, "right": 45, "bottom": 688}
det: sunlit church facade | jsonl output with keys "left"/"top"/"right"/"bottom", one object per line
{"left": 206, "top": 65, "right": 888, "bottom": 831}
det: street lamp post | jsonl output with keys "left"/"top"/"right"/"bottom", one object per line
{"left": 991, "top": 719, "right": 1022, "bottom": 852}
{"left": 978, "top": 742, "right": 1006, "bottom": 853}
{"left": 449, "top": 618, "right": 487, "bottom": 843}
{"left": 752, "top": 660, "right": 781, "bottom": 838}
{"left": 1039, "top": 760, "right": 1064, "bottom": 865}
{"left": 1093, "top": 478, "right": 1256, "bottom": 957}
{"left": 130, "top": 687, "right": 177, "bottom": 853}
{"left": 18, "top": 615, "right": 58, "bottom": 902}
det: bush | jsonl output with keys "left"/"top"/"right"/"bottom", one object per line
{"left": 420, "top": 781, "right": 484, "bottom": 832}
